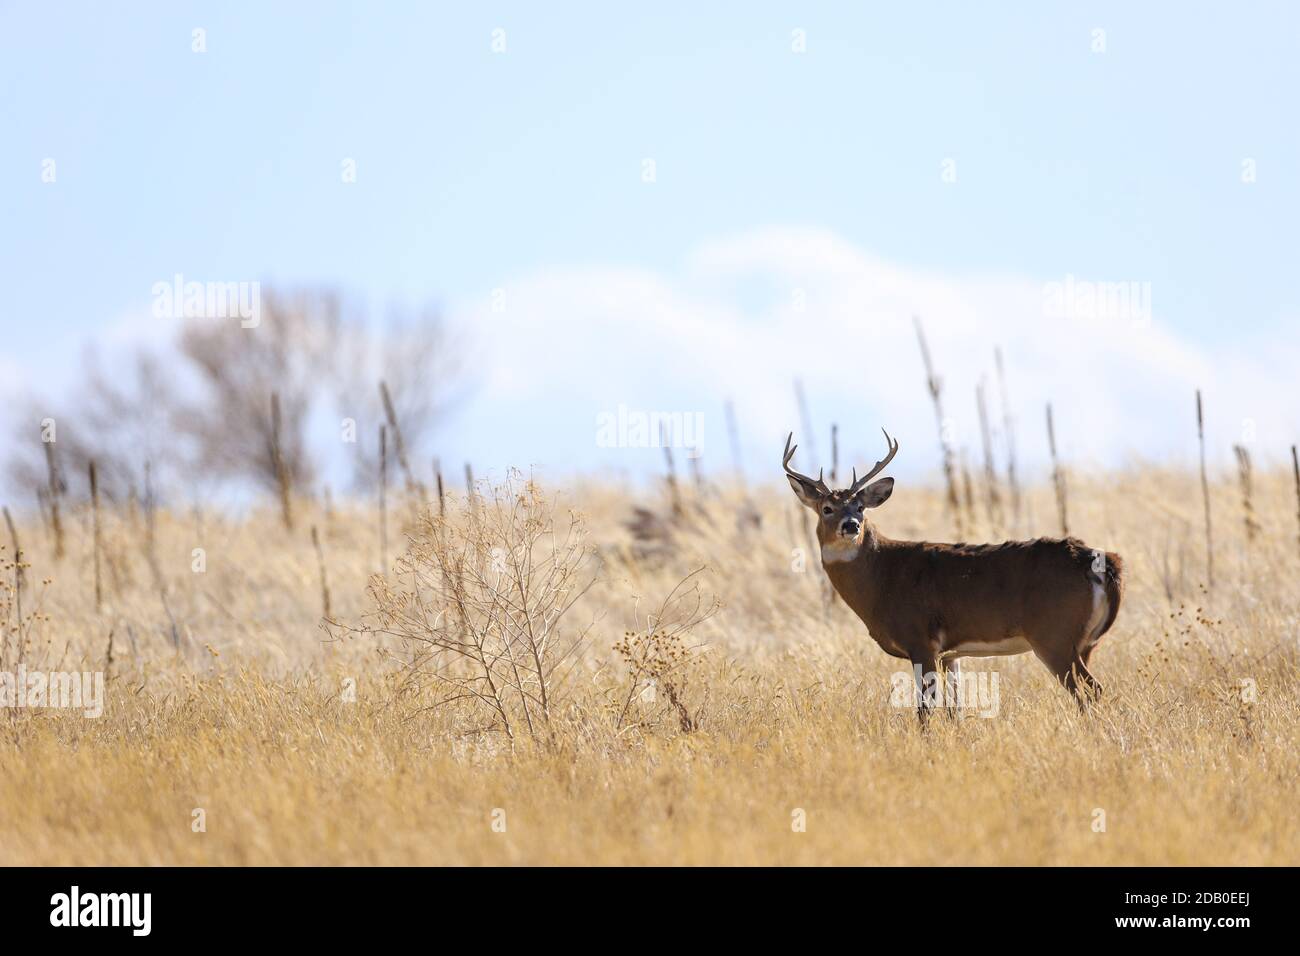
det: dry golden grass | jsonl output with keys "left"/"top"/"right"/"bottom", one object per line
{"left": 1, "top": 464, "right": 1297, "bottom": 865}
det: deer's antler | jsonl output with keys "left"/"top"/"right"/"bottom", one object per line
{"left": 782, "top": 432, "right": 831, "bottom": 496}
{"left": 847, "top": 428, "right": 899, "bottom": 496}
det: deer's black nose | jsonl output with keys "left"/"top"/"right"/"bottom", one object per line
{"left": 841, "top": 520, "right": 860, "bottom": 535}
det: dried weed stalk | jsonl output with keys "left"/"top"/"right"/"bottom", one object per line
{"left": 613, "top": 568, "right": 719, "bottom": 734}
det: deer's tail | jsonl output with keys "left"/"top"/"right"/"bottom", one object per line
{"left": 1094, "top": 551, "right": 1124, "bottom": 641}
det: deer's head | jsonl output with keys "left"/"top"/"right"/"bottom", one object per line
{"left": 782, "top": 429, "right": 898, "bottom": 553}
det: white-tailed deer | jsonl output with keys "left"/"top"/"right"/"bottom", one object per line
{"left": 782, "top": 429, "right": 1123, "bottom": 719}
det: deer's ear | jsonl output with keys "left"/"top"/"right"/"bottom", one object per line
{"left": 786, "top": 474, "right": 824, "bottom": 510}
{"left": 857, "top": 477, "right": 894, "bottom": 509}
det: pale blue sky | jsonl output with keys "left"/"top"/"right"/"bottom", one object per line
{"left": 2, "top": 2, "right": 1298, "bottom": 485}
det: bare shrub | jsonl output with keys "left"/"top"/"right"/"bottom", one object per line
{"left": 345, "top": 477, "right": 597, "bottom": 743}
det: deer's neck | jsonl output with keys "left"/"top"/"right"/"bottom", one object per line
{"left": 821, "top": 530, "right": 891, "bottom": 623}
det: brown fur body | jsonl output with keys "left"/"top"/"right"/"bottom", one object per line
{"left": 822, "top": 530, "right": 1123, "bottom": 675}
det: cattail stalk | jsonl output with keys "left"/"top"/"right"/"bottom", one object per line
{"left": 994, "top": 347, "right": 1022, "bottom": 532}
{"left": 89, "top": 460, "right": 102, "bottom": 612}
{"left": 311, "top": 525, "right": 332, "bottom": 620}
{"left": 379, "top": 380, "right": 420, "bottom": 496}
{"left": 143, "top": 461, "right": 180, "bottom": 649}
{"left": 959, "top": 449, "right": 976, "bottom": 534}
{"left": 914, "top": 316, "right": 963, "bottom": 536}
{"left": 433, "top": 459, "right": 446, "bottom": 519}
{"left": 1196, "top": 390, "right": 1213, "bottom": 590}
{"left": 464, "top": 461, "right": 477, "bottom": 515}
{"left": 976, "top": 380, "right": 1003, "bottom": 530}
{"left": 662, "top": 424, "right": 683, "bottom": 516}
{"left": 43, "top": 435, "right": 64, "bottom": 559}
{"left": 1232, "top": 445, "right": 1258, "bottom": 545}
{"left": 378, "top": 425, "right": 388, "bottom": 573}
{"left": 270, "top": 392, "right": 293, "bottom": 530}
{"left": 830, "top": 423, "right": 839, "bottom": 486}
{"left": 1292, "top": 445, "right": 1300, "bottom": 558}
{"left": 1046, "top": 403, "right": 1068, "bottom": 536}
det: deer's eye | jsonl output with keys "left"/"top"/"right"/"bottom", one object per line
{"left": 821, "top": 506, "right": 833, "bottom": 515}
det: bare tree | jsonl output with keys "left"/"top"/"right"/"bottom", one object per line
{"left": 6, "top": 348, "right": 183, "bottom": 503}
{"left": 5, "top": 286, "right": 464, "bottom": 505}
{"left": 173, "top": 288, "right": 341, "bottom": 493}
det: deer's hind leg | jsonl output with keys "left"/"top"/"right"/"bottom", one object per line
{"left": 943, "top": 656, "right": 964, "bottom": 718}
{"left": 1080, "top": 641, "right": 1097, "bottom": 669}
{"left": 1063, "top": 653, "right": 1101, "bottom": 704}
{"left": 1031, "top": 635, "right": 1103, "bottom": 708}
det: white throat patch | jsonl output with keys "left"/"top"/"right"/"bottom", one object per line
{"left": 821, "top": 538, "right": 861, "bottom": 563}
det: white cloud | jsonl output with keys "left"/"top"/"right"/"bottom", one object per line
{"left": 10, "top": 228, "right": 1293, "bottom": 492}
{"left": 446, "top": 226, "right": 1300, "bottom": 481}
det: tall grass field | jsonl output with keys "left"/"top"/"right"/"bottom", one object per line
{"left": 2, "top": 465, "right": 1296, "bottom": 865}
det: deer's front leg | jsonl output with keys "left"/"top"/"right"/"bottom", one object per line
{"left": 910, "top": 651, "right": 942, "bottom": 725}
